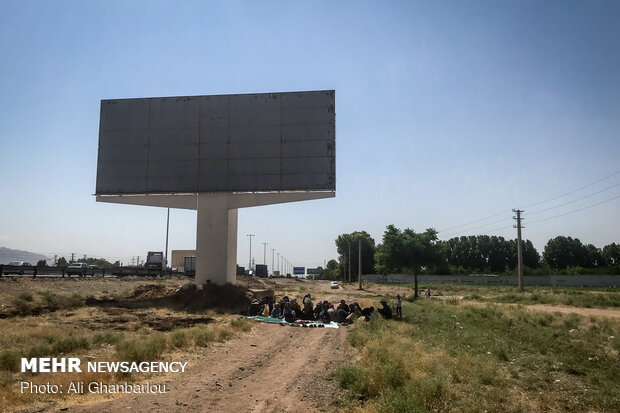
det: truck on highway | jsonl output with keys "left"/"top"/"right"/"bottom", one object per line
{"left": 255, "top": 264, "right": 268, "bottom": 278}
{"left": 145, "top": 251, "right": 164, "bottom": 270}
{"left": 184, "top": 256, "right": 195, "bottom": 276}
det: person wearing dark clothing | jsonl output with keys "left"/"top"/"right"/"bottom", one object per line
{"left": 283, "top": 302, "right": 295, "bottom": 323}
{"left": 336, "top": 299, "right": 350, "bottom": 314}
{"left": 333, "top": 309, "right": 348, "bottom": 323}
{"left": 301, "top": 299, "right": 314, "bottom": 320}
{"left": 248, "top": 299, "right": 263, "bottom": 316}
{"left": 314, "top": 302, "right": 323, "bottom": 318}
{"left": 291, "top": 299, "right": 302, "bottom": 317}
{"left": 349, "top": 302, "right": 363, "bottom": 316}
{"left": 377, "top": 300, "right": 393, "bottom": 319}
{"left": 361, "top": 306, "right": 374, "bottom": 321}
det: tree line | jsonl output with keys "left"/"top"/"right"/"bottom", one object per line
{"left": 36, "top": 257, "right": 121, "bottom": 269}
{"left": 315, "top": 226, "right": 620, "bottom": 281}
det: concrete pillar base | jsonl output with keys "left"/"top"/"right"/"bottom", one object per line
{"left": 196, "top": 193, "right": 238, "bottom": 285}
{"left": 96, "top": 191, "right": 335, "bottom": 285}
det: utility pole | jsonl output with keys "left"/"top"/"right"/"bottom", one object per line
{"left": 358, "top": 238, "right": 362, "bottom": 290}
{"left": 262, "top": 242, "right": 268, "bottom": 265}
{"left": 165, "top": 208, "right": 170, "bottom": 270}
{"left": 271, "top": 248, "right": 275, "bottom": 276}
{"left": 71, "top": 253, "right": 75, "bottom": 263}
{"left": 246, "top": 234, "right": 254, "bottom": 271}
{"left": 513, "top": 209, "right": 525, "bottom": 292}
{"left": 276, "top": 252, "right": 280, "bottom": 273}
{"left": 348, "top": 243, "right": 352, "bottom": 283}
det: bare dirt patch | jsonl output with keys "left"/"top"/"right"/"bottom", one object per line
{"left": 60, "top": 322, "right": 353, "bottom": 413}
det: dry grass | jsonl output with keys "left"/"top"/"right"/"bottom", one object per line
{"left": 338, "top": 300, "right": 620, "bottom": 412}
{"left": 0, "top": 276, "right": 256, "bottom": 413}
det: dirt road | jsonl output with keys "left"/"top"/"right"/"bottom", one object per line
{"left": 62, "top": 322, "right": 353, "bottom": 413}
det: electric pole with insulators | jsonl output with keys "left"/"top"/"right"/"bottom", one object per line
{"left": 513, "top": 209, "right": 525, "bottom": 292}
{"left": 358, "top": 238, "right": 362, "bottom": 290}
{"left": 348, "top": 243, "right": 351, "bottom": 283}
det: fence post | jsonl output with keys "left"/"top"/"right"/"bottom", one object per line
{"left": 33, "top": 266, "right": 38, "bottom": 278}
{"left": 0, "top": 265, "right": 3, "bottom": 277}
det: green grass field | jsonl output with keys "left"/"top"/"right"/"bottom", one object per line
{"left": 403, "top": 284, "right": 620, "bottom": 308}
{"left": 338, "top": 298, "right": 619, "bottom": 413}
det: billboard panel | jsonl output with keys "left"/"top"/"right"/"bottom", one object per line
{"left": 293, "top": 267, "right": 305, "bottom": 275}
{"left": 96, "top": 90, "right": 335, "bottom": 194}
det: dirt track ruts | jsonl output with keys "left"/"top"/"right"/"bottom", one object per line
{"left": 62, "top": 322, "right": 353, "bottom": 413}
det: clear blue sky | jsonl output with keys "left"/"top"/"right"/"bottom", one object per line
{"left": 1, "top": 0, "right": 618, "bottom": 268}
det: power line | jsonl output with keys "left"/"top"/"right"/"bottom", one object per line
{"left": 528, "top": 182, "right": 620, "bottom": 216}
{"left": 519, "top": 169, "right": 620, "bottom": 209}
{"left": 528, "top": 193, "right": 620, "bottom": 225}
{"left": 479, "top": 225, "right": 515, "bottom": 236}
{"left": 437, "top": 210, "right": 506, "bottom": 233}
{"left": 441, "top": 216, "right": 512, "bottom": 238}
{"left": 438, "top": 169, "right": 620, "bottom": 235}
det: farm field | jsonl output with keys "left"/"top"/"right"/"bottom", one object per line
{"left": 0, "top": 276, "right": 618, "bottom": 412}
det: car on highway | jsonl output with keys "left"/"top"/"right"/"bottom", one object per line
{"left": 3, "top": 261, "right": 34, "bottom": 275}
{"left": 330, "top": 281, "right": 339, "bottom": 289}
{"left": 66, "top": 262, "right": 93, "bottom": 276}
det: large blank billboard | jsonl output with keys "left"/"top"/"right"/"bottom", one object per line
{"left": 96, "top": 90, "right": 335, "bottom": 194}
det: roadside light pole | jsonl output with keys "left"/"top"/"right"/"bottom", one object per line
{"left": 247, "top": 234, "right": 254, "bottom": 271}
{"left": 271, "top": 248, "right": 275, "bottom": 276}
{"left": 276, "top": 252, "right": 280, "bottom": 273}
{"left": 262, "top": 242, "right": 267, "bottom": 265}
{"left": 164, "top": 208, "right": 170, "bottom": 271}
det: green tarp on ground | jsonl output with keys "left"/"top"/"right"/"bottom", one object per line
{"left": 248, "top": 315, "right": 339, "bottom": 329}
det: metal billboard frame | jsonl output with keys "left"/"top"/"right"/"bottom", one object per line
{"left": 96, "top": 90, "right": 336, "bottom": 285}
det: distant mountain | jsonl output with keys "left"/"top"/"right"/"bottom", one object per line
{"left": 0, "top": 247, "right": 49, "bottom": 265}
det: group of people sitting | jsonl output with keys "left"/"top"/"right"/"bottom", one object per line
{"left": 248, "top": 293, "right": 404, "bottom": 324}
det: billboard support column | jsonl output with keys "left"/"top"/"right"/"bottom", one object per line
{"left": 196, "top": 193, "right": 237, "bottom": 286}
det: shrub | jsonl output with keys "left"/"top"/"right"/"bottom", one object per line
{"left": 51, "top": 337, "right": 90, "bottom": 354}
{"left": 191, "top": 327, "right": 215, "bottom": 346}
{"left": 17, "top": 292, "right": 33, "bottom": 302}
{"left": 39, "top": 291, "right": 62, "bottom": 309}
{"left": 0, "top": 351, "right": 20, "bottom": 372}
{"left": 216, "top": 328, "right": 233, "bottom": 342}
{"left": 230, "top": 318, "right": 252, "bottom": 332}
{"left": 10, "top": 297, "right": 32, "bottom": 315}
{"left": 337, "top": 366, "right": 370, "bottom": 396}
{"left": 492, "top": 344, "right": 509, "bottom": 361}
{"left": 170, "top": 330, "right": 187, "bottom": 348}
{"left": 26, "top": 344, "right": 52, "bottom": 358}
{"left": 92, "top": 331, "right": 124, "bottom": 345}
{"left": 116, "top": 334, "right": 167, "bottom": 362}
